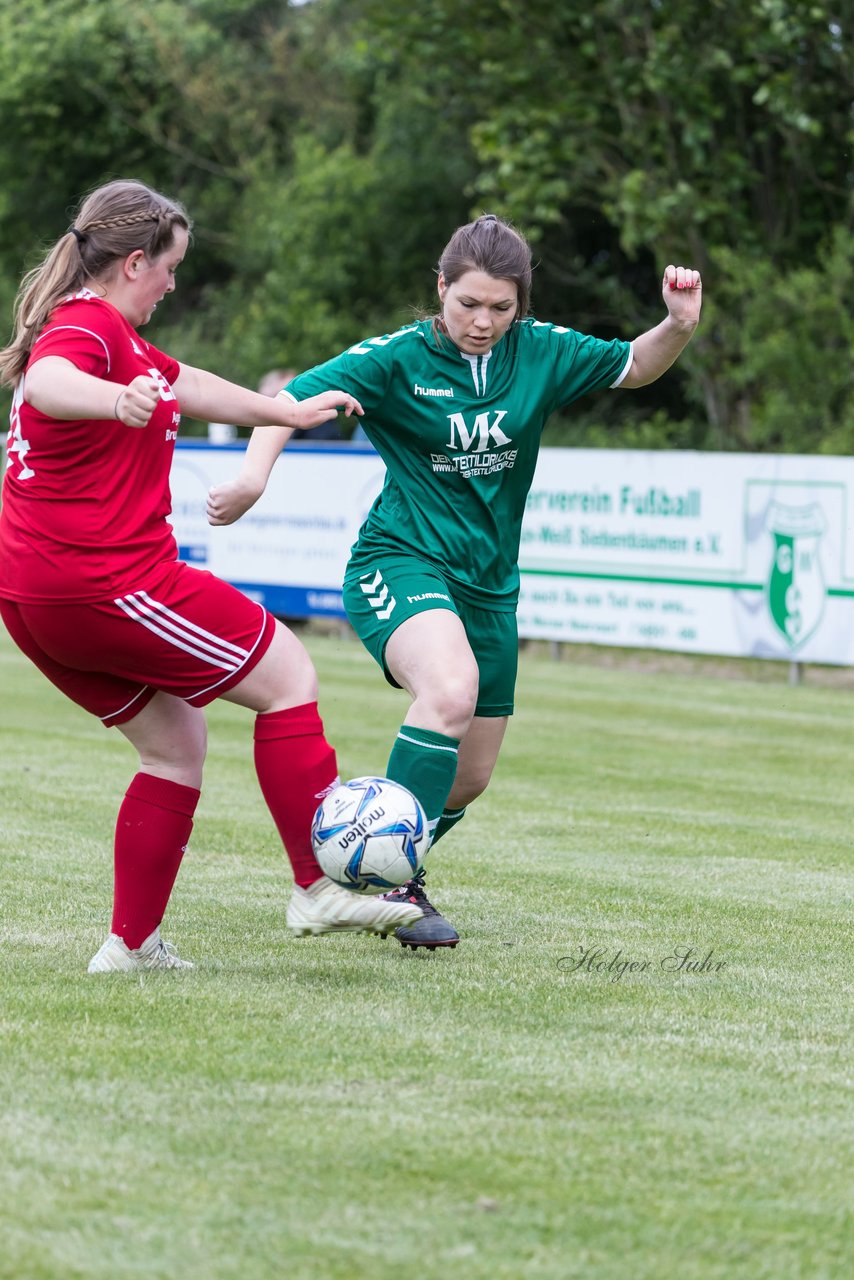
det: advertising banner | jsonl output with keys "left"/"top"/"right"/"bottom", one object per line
{"left": 169, "top": 442, "right": 854, "bottom": 664}
{"left": 168, "top": 440, "right": 385, "bottom": 617}
{"left": 518, "top": 449, "right": 854, "bottom": 664}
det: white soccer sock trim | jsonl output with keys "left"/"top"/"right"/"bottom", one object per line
{"left": 396, "top": 731, "right": 459, "bottom": 756}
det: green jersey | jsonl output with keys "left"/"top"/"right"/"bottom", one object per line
{"left": 286, "top": 318, "right": 632, "bottom": 609}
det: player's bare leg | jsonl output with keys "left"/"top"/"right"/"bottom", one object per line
{"left": 387, "top": 608, "right": 479, "bottom": 740}
{"left": 89, "top": 694, "right": 206, "bottom": 972}
{"left": 225, "top": 622, "right": 422, "bottom": 938}
{"left": 447, "top": 715, "right": 508, "bottom": 810}
{"left": 384, "top": 714, "right": 508, "bottom": 950}
{"left": 381, "top": 612, "right": 500, "bottom": 950}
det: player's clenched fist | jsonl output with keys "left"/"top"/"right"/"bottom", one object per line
{"left": 661, "top": 264, "right": 702, "bottom": 329}
{"left": 206, "top": 477, "right": 263, "bottom": 526}
{"left": 115, "top": 375, "right": 162, "bottom": 427}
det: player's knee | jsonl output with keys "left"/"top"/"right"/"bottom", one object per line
{"left": 271, "top": 643, "right": 319, "bottom": 708}
{"left": 169, "top": 713, "right": 207, "bottom": 771}
{"left": 287, "top": 643, "right": 320, "bottom": 703}
{"left": 422, "top": 677, "right": 478, "bottom": 738}
{"left": 136, "top": 711, "right": 207, "bottom": 786}
{"left": 246, "top": 625, "right": 320, "bottom": 712}
{"left": 189, "top": 715, "right": 208, "bottom": 768}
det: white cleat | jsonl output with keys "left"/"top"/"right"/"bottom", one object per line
{"left": 286, "top": 875, "right": 424, "bottom": 938}
{"left": 87, "top": 927, "right": 194, "bottom": 973}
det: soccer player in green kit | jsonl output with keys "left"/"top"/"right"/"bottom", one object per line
{"left": 208, "top": 214, "right": 702, "bottom": 950}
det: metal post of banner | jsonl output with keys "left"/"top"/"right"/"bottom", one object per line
{"left": 788, "top": 661, "right": 803, "bottom": 686}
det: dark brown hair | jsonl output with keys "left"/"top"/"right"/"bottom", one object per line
{"left": 0, "top": 179, "right": 191, "bottom": 386}
{"left": 437, "top": 213, "right": 533, "bottom": 324}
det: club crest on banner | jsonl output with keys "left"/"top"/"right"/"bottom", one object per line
{"left": 765, "top": 501, "right": 827, "bottom": 650}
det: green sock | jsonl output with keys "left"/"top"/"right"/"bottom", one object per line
{"left": 386, "top": 725, "right": 460, "bottom": 840}
{"left": 431, "top": 806, "right": 467, "bottom": 846}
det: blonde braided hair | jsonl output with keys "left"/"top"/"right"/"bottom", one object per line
{"left": 0, "top": 180, "right": 191, "bottom": 386}
{"left": 82, "top": 212, "right": 162, "bottom": 232}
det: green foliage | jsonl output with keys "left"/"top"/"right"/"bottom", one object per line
{"left": 468, "top": 0, "right": 849, "bottom": 259}
{"left": 543, "top": 407, "right": 708, "bottom": 452}
{"left": 697, "top": 227, "right": 854, "bottom": 452}
{"left": 0, "top": 0, "right": 850, "bottom": 450}
{"left": 349, "top": 0, "right": 852, "bottom": 451}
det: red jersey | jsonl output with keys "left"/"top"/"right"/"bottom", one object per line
{"left": 0, "top": 292, "right": 182, "bottom": 602}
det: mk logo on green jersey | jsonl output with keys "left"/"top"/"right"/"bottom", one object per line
{"left": 445, "top": 410, "right": 511, "bottom": 453}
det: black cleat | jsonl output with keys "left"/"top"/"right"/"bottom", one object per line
{"left": 382, "top": 870, "right": 460, "bottom": 950}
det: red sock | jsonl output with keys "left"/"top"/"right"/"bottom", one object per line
{"left": 111, "top": 773, "right": 199, "bottom": 949}
{"left": 254, "top": 703, "right": 338, "bottom": 888}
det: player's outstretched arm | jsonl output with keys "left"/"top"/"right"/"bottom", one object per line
{"left": 206, "top": 424, "right": 289, "bottom": 526}
{"left": 173, "top": 364, "right": 363, "bottom": 430}
{"left": 620, "top": 265, "right": 702, "bottom": 389}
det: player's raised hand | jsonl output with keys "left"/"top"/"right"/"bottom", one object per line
{"left": 282, "top": 389, "right": 364, "bottom": 432}
{"left": 116, "top": 375, "right": 162, "bottom": 428}
{"left": 662, "top": 265, "right": 703, "bottom": 329}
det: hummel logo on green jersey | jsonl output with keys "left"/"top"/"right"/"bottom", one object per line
{"left": 414, "top": 383, "right": 454, "bottom": 398}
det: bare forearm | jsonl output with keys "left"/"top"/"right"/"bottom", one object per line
{"left": 174, "top": 365, "right": 296, "bottom": 427}
{"left": 241, "top": 424, "right": 292, "bottom": 491}
{"left": 205, "top": 423, "right": 291, "bottom": 525}
{"left": 25, "top": 358, "right": 125, "bottom": 419}
{"left": 175, "top": 365, "right": 362, "bottom": 434}
{"left": 623, "top": 315, "right": 698, "bottom": 388}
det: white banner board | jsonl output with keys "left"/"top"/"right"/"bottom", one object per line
{"left": 518, "top": 448, "right": 854, "bottom": 664}
{"left": 168, "top": 440, "right": 385, "bottom": 617}
{"left": 168, "top": 442, "right": 854, "bottom": 664}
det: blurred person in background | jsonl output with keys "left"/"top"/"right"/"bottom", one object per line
{"left": 259, "top": 369, "right": 342, "bottom": 441}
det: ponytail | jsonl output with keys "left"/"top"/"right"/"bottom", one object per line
{"left": 0, "top": 179, "right": 190, "bottom": 387}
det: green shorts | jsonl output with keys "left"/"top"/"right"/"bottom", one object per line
{"left": 343, "top": 554, "right": 518, "bottom": 717}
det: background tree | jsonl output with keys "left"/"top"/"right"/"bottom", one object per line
{"left": 0, "top": 0, "right": 849, "bottom": 449}
{"left": 349, "top": 0, "right": 852, "bottom": 448}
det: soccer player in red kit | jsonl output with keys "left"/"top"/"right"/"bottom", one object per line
{"left": 0, "top": 178, "right": 421, "bottom": 971}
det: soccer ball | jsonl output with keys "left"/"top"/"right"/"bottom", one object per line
{"left": 311, "top": 776, "right": 429, "bottom": 894}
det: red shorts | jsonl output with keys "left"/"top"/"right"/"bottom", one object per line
{"left": 0, "top": 560, "right": 276, "bottom": 727}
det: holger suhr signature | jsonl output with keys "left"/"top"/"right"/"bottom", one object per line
{"left": 558, "top": 945, "right": 728, "bottom": 982}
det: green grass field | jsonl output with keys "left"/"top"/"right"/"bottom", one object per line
{"left": 0, "top": 627, "right": 850, "bottom": 1280}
